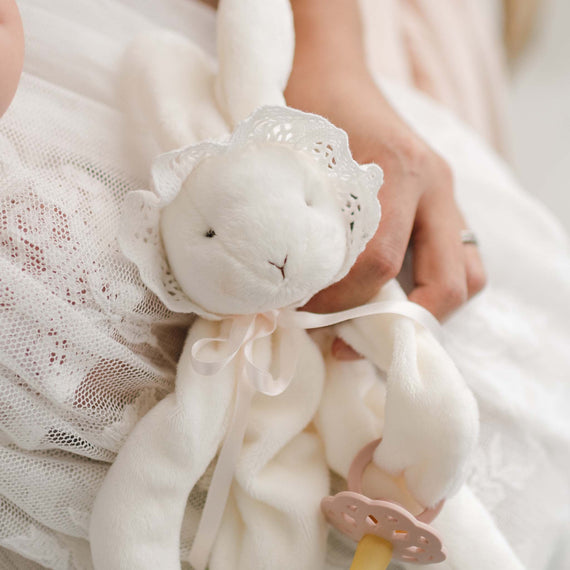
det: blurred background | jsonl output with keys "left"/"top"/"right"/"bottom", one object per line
{"left": 509, "top": 0, "right": 570, "bottom": 232}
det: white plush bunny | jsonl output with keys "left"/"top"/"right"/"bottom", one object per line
{"left": 88, "top": 1, "right": 495, "bottom": 570}
{"left": 90, "top": 102, "right": 383, "bottom": 570}
{"left": 92, "top": 1, "right": 375, "bottom": 567}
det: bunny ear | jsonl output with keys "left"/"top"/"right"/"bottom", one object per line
{"left": 121, "top": 30, "right": 230, "bottom": 152}
{"left": 150, "top": 141, "right": 223, "bottom": 206}
{"left": 215, "top": 0, "right": 295, "bottom": 127}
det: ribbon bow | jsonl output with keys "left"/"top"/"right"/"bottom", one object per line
{"left": 188, "top": 301, "right": 441, "bottom": 570}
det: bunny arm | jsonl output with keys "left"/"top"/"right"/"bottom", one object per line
{"left": 215, "top": 0, "right": 295, "bottom": 127}
{"left": 316, "top": 363, "right": 524, "bottom": 569}
{"left": 89, "top": 319, "right": 237, "bottom": 570}
{"left": 333, "top": 280, "right": 479, "bottom": 508}
{"left": 121, "top": 30, "right": 230, "bottom": 153}
{"left": 315, "top": 353, "right": 386, "bottom": 479}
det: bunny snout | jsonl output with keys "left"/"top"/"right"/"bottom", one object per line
{"left": 268, "top": 255, "right": 288, "bottom": 280}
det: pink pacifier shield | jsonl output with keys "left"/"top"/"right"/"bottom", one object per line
{"left": 347, "top": 438, "right": 444, "bottom": 524}
{"left": 321, "top": 492, "right": 446, "bottom": 564}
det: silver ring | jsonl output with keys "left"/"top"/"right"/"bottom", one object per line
{"left": 460, "top": 229, "right": 478, "bottom": 245}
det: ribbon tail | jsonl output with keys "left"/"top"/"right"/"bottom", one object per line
{"left": 188, "top": 372, "right": 255, "bottom": 570}
{"left": 279, "top": 301, "right": 442, "bottom": 343}
{"left": 243, "top": 326, "right": 297, "bottom": 396}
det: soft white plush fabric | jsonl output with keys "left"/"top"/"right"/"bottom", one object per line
{"left": 122, "top": 31, "right": 229, "bottom": 152}
{"left": 1, "top": 1, "right": 569, "bottom": 570}
{"left": 90, "top": 97, "right": 384, "bottom": 569}
{"left": 215, "top": 0, "right": 294, "bottom": 126}
{"left": 90, "top": 320, "right": 330, "bottom": 570}
{"left": 88, "top": 6, "right": 389, "bottom": 569}
{"left": 88, "top": 3, "right": 482, "bottom": 568}
{"left": 317, "top": 283, "right": 527, "bottom": 570}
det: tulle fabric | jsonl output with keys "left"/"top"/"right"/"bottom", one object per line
{"left": 0, "top": 1, "right": 213, "bottom": 567}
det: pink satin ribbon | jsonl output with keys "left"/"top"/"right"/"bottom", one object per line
{"left": 188, "top": 300, "right": 441, "bottom": 569}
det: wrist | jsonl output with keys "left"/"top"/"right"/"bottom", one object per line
{"left": 288, "top": 0, "right": 370, "bottom": 91}
{"left": 285, "top": 61, "right": 373, "bottom": 114}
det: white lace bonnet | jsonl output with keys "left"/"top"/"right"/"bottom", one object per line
{"left": 119, "top": 106, "right": 383, "bottom": 318}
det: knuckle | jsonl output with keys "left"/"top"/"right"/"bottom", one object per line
{"left": 399, "top": 137, "right": 429, "bottom": 167}
{"left": 402, "top": 142, "right": 454, "bottom": 198}
{"left": 396, "top": 139, "right": 433, "bottom": 187}
{"left": 467, "top": 267, "right": 487, "bottom": 295}
{"left": 372, "top": 249, "right": 403, "bottom": 280}
{"left": 432, "top": 157, "right": 454, "bottom": 196}
{"left": 440, "top": 279, "right": 468, "bottom": 308}
{"left": 435, "top": 154, "right": 453, "bottom": 181}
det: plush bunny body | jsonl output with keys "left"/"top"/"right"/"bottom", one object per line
{"left": 90, "top": 318, "right": 330, "bottom": 570}
{"left": 90, "top": 102, "right": 384, "bottom": 570}
{"left": 88, "top": 1, "right": 521, "bottom": 570}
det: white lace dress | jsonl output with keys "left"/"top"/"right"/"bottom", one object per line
{"left": 0, "top": 1, "right": 568, "bottom": 569}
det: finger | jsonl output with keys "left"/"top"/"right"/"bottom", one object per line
{"left": 463, "top": 240, "right": 487, "bottom": 298}
{"left": 408, "top": 191, "right": 468, "bottom": 320}
{"left": 301, "top": 245, "right": 385, "bottom": 313}
{"left": 331, "top": 337, "right": 363, "bottom": 360}
{"left": 303, "top": 171, "right": 421, "bottom": 313}
{"left": 368, "top": 169, "right": 422, "bottom": 285}
{"left": 456, "top": 211, "right": 487, "bottom": 299}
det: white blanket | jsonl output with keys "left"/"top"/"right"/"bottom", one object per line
{"left": 0, "top": 1, "right": 569, "bottom": 569}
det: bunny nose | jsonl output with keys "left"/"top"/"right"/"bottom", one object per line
{"left": 268, "top": 255, "right": 288, "bottom": 280}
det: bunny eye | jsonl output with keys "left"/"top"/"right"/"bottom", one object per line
{"left": 204, "top": 228, "right": 216, "bottom": 238}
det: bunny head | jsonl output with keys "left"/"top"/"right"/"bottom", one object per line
{"left": 161, "top": 143, "right": 350, "bottom": 314}
{"left": 120, "top": 107, "right": 383, "bottom": 319}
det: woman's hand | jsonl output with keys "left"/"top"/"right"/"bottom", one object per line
{"left": 285, "top": 0, "right": 486, "bottom": 358}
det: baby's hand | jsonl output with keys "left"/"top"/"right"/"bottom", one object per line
{"left": 0, "top": 0, "right": 24, "bottom": 117}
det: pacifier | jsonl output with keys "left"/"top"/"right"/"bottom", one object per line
{"left": 321, "top": 439, "right": 447, "bottom": 569}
